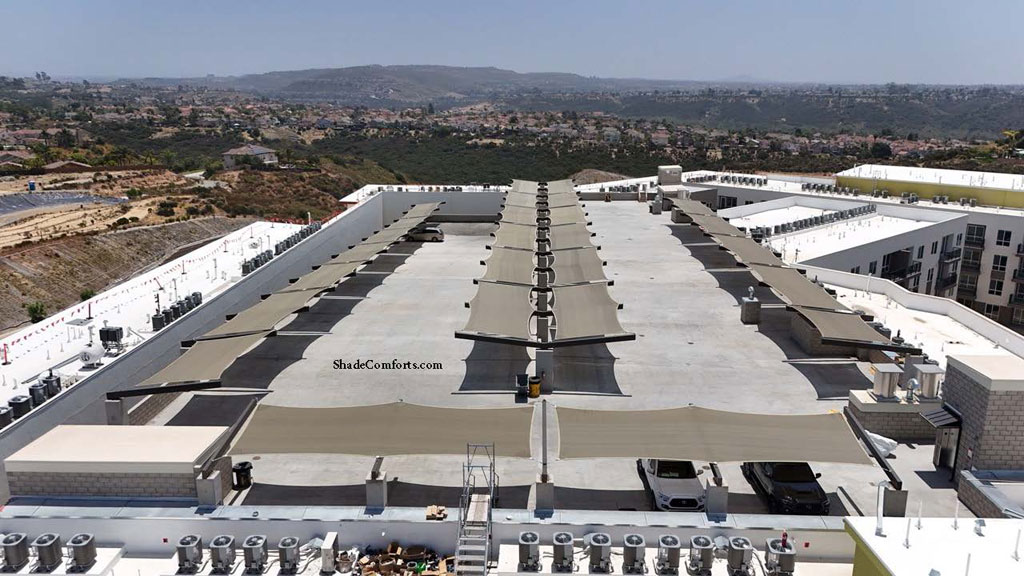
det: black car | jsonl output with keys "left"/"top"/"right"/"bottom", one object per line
{"left": 741, "top": 462, "right": 830, "bottom": 515}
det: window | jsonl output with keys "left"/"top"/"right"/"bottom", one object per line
{"left": 851, "top": 266, "right": 861, "bottom": 274}
{"left": 927, "top": 268, "right": 934, "bottom": 282}
{"left": 956, "top": 233, "right": 962, "bottom": 246}
{"left": 959, "top": 274, "right": 977, "bottom": 290}
{"left": 1013, "top": 307, "right": 1024, "bottom": 326}
{"left": 984, "top": 303, "right": 1000, "bottom": 320}
{"left": 989, "top": 279, "right": 1004, "bottom": 296}
{"left": 997, "top": 229, "right": 1012, "bottom": 247}
{"left": 925, "top": 281, "right": 932, "bottom": 294}
{"left": 744, "top": 200, "right": 753, "bottom": 205}
{"left": 931, "top": 241, "right": 938, "bottom": 255}
{"left": 963, "top": 248, "right": 982, "bottom": 268}
{"left": 917, "top": 246, "right": 924, "bottom": 259}
{"left": 912, "top": 276, "right": 920, "bottom": 292}
{"left": 993, "top": 255, "right": 1008, "bottom": 273}
{"left": 868, "top": 261, "right": 878, "bottom": 275}
{"left": 966, "top": 224, "right": 986, "bottom": 246}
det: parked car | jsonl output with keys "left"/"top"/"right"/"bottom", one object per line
{"left": 638, "top": 459, "right": 706, "bottom": 511}
{"left": 406, "top": 226, "right": 444, "bottom": 242}
{"left": 741, "top": 462, "right": 830, "bottom": 515}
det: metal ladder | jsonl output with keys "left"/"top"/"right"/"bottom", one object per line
{"left": 455, "top": 443, "right": 499, "bottom": 576}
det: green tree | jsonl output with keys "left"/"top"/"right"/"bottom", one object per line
{"left": 80, "top": 289, "right": 96, "bottom": 301}
{"left": 26, "top": 301, "right": 46, "bottom": 323}
{"left": 870, "top": 142, "right": 893, "bottom": 159}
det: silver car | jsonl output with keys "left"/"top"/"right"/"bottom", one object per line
{"left": 406, "top": 226, "right": 445, "bottom": 242}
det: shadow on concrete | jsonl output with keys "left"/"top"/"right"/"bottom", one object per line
{"left": 458, "top": 342, "right": 532, "bottom": 393}
{"left": 706, "top": 269, "right": 786, "bottom": 306}
{"left": 220, "top": 335, "right": 321, "bottom": 390}
{"left": 553, "top": 344, "right": 624, "bottom": 395}
{"left": 789, "top": 359, "right": 871, "bottom": 400}
{"left": 686, "top": 244, "right": 752, "bottom": 270}
{"left": 360, "top": 254, "right": 413, "bottom": 273}
{"left": 668, "top": 224, "right": 713, "bottom": 246}
{"left": 553, "top": 486, "right": 650, "bottom": 511}
{"left": 244, "top": 481, "right": 531, "bottom": 509}
{"left": 914, "top": 467, "right": 956, "bottom": 490}
{"left": 285, "top": 298, "right": 362, "bottom": 332}
{"left": 330, "top": 272, "right": 389, "bottom": 298}
{"left": 167, "top": 395, "right": 257, "bottom": 427}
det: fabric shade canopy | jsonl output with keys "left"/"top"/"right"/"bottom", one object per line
{"left": 690, "top": 214, "right": 746, "bottom": 237}
{"left": 549, "top": 222, "right": 597, "bottom": 251}
{"left": 504, "top": 196, "right": 581, "bottom": 209}
{"left": 551, "top": 283, "right": 630, "bottom": 343}
{"left": 792, "top": 306, "right": 904, "bottom": 350}
{"left": 479, "top": 247, "right": 608, "bottom": 287}
{"left": 399, "top": 202, "right": 443, "bottom": 221}
{"left": 479, "top": 247, "right": 535, "bottom": 285}
{"left": 139, "top": 331, "right": 269, "bottom": 386}
{"left": 334, "top": 243, "right": 390, "bottom": 264}
{"left": 492, "top": 222, "right": 537, "bottom": 251}
{"left": 459, "top": 281, "right": 536, "bottom": 342}
{"left": 748, "top": 264, "right": 848, "bottom": 311}
{"left": 205, "top": 289, "right": 322, "bottom": 337}
{"left": 557, "top": 406, "right": 872, "bottom": 465}
{"left": 548, "top": 247, "right": 607, "bottom": 286}
{"left": 712, "top": 235, "right": 786, "bottom": 267}
{"left": 281, "top": 260, "right": 363, "bottom": 293}
{"left": 362, "top": 222, "right": 419, "bottom": 245}
{"left": 545, "top": 205, "right": 589, "bottom": 226}
{"left": 670, "top": 198, "right": 715, "bottom": 217}
{"left": 231, "top": 402, "right": 534, "bottom": 457}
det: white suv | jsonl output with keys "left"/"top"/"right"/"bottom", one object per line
{"left": 639, "top": 459, "right": 706, "bottom": 511}
{"left": 406, "top": 226, "right": 445, "bottom": 242}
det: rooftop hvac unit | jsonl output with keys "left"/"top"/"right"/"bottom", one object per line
{"left": 32, "top": 533, "right": 63, "bottom": 572}
{"left": 588, "top": 533, "right": 612, "bottom": 573}
{"left": 42, "top": 371, "right": 62, "bottom": 397}
{"left": 518, "top": 531, "right": 540, "bottom": 571}
{"left": 727, "top": 537, "right": 753, "bottom": 575}
{"left": 29, "top": 382, "right": 48, "bottom": 406}
{"left": 210, "top": 535, "right": 236, "bottom": 574}
{"left": 242, "top": 535, "right": 268, "bottom": 574}
{"left": 622, "top": 534, "right": 646, "bottom": 574}
{"left": 99, "top": 325, "right": 124, "bottom": 348}
{"left": 177, "top": 535, "right": 203, "bottom": 573}
{"left": 765, "top": 538, "right": 796, "bottom": 575}
{"left": 687, "top": 535, "right": 714, "bottom": 575}
{"left": 278, "top": 537, "right": 300, "bottom": 574}
{"left": 9, "top": 395, "right": 32, "bottom": 419}
{"left": 80, "top": 342, "right": 105, "bottom": 367}
{"left": 68, "top": 533, "right": 97, "bottom": 571}
{"left": 552, "top": 532, "right": 574, "bottom": 572}
{"left": 915, "top": 364, "right": 945, "bottom": 399}
{"left": 871, "top": 363, "right": 903, "bottom": 399}
{"left": 1, "top": 533, "right": 29, "bottom": 571}
{"left": 0, "top": 406, "right": 12, "bottom": 427}
{"left": 655, "top": 534, "right": 681, "bottom": 575}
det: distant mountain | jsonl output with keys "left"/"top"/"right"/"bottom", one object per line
{"left": 125, "top": 65, "right": 704, "bottom": 105}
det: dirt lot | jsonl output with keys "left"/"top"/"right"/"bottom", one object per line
{"left": 0, "top": 217, "right": 253, "bottom": 333}
{"left": 0, "top": 169, "right": 190, "bottom": 196}
{"left": 0, "top": 196, "right": 180, "bottom": 249}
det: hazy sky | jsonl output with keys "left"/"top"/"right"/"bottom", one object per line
{"left": 3, "top": 0, "right": 1022, "bottom": 84}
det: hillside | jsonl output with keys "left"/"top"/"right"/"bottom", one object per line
{"left": 0, "top": 217, "right": 252, "bottom": 332}
{"left": 129, "top": 65, "right": 698, "bottom": 106}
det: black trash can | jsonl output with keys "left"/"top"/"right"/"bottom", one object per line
{"left": 232, "top": 461, "right": 253, "bottom": 490}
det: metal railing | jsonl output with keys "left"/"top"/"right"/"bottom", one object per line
{"left": 964, "top": 236, "right": 985, "bottom": 248}
{"left": 942, "top": 247, "right": 962, "bottom": 261}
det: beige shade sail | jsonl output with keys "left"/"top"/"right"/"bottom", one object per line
{"left": 398, "top": 202, "right": 443, "bottom": 221}
{"left": 459, "top": 281, "right": 536, "bottom": 342}
{"left": 333, "top": 243, "right": 389, "bottom": 264}
{"left": 792, "top": 306, "right": 898, "bottom": 349}
{"left": 499, "top": 204, "right": 539, "bottom": 225}
{"left": 545, "top": 205, "right": 589, "bottom": 226}
{"left": 557, "top": 406, "right": 872, "bottom": 465}
{"left": 231, "top": 402, "right": 534, "bottom": 457}
{"left": 492, "top": 222, "right": 537, "bottom": 251}
{"left": 282, "top": 260, "right": 363, "bottom": 293}
{"left": 205, "top": 289, "right": 322, "bottom": 337}
{"left": 550, "top": 222, "right": 597, "bottom": 251}
{"left": 670, "top": 198, "right": 715, "bottom": 217}
{"left": 139, "top": 331, "right": 269, "bottom": 386}
{"left": 480, "top": 246, "right": 607, "bottom": 287}
{"left": 691, "top": 214, "right": 746, "bottom": 237}
{"left": 505, "top": 196, "right": 580, "bottom": 209}
{"left": 551, "top": 283, "right": 631, "bottom": 343}
{"left": 748, "top": 264, "right": 848, "bottom": 311}
{"left": 479, "top": 247, "right": 536, "bottom": 285}
{"left": 712, "top": 235, "right": 786, "bottom": 268}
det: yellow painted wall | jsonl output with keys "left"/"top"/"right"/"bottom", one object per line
{"left": 845, "top": 525, "right": 894, "bottom": 576}
{"left": 836, "top": 175, "right": 1024, "bottom": 208}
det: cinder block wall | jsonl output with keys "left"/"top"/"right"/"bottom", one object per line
{"left": 8, "top": 471, "right": 196, "bottom": 499}
{"left": 847, "top": 403, "right": 935, "bottom": 442}
{"left": 789, "top": 314, "right": 858, "bottom": 357}
{"left": 944, "top": 364, "right": 1024, "bottom": 482}
{"left": 127, "top": 391, "right": 183, "bottom": 425}
{"left": 957, "top": 471, "right": 1010, "bottom": 518}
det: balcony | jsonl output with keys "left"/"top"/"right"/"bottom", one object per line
{"left": 1014, "top": 268, "right": 1024, "bottom": 283}
{"left": 881, "top": 261, "right": 922, "bottom": 282}
{"left": 964, "top": 236, "right": 985, "bottom": 248}
{"left": 941, "top": 247, "right": 962, "bottom": 262}
{"left": 957, "top": 283, "right": 977, "bottom": 298}
{"left": 961, "top": 258, "right": 981, "bottom": 271}
{"left": 1010, "top": 293, "right": 1024, "bottom": 307}
{"left": 937, "top": 274, "right": 958, "bottom": 290}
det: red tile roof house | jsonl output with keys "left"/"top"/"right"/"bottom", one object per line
{"left": 222, "top": 144, "right": 278, "bottom": 169}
